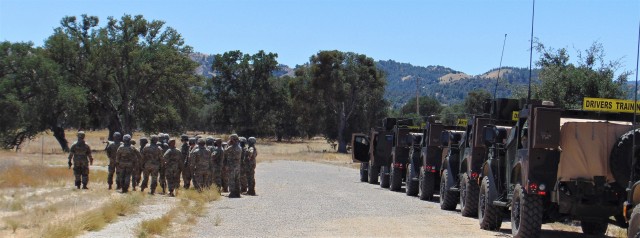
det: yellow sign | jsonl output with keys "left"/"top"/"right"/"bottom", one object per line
{"left": 457, "top": 119, "right": 468, "bottom": 127}
{"left": 512, "top": 111, "right": 519, "bottom": 121}
{"left": 583, "top": 97, "right": 640, "bottom": 113}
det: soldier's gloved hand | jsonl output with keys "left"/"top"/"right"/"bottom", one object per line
{"left": 68, "top": 161, "right": 72, "bottom": 169}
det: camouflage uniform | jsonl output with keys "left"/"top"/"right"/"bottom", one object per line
{"left": 68, "top": 131, "right": 93, "bottom": 189}
{"left": 211, "top": 138, "right": 224, "bottom": 190}
{"left": 244, "top": 137, "right": 258, "bottom": 195}
{"left": 221, "top": 141, "right": 230, "bottom": 192}
{"left": 130, "top": 139, "right": 141, "bottom": 191}
{"left": 183, "top": 138, "right": 196, "bottom": 189}
{"left": 158, "top": 134, "right": 169, "bottom": 194}
{"left": 205, "top": 137, "right": 215, "bottom": 187}
{"left": 179, "top": 135, "right": 189, "bottom": 188}
{"left": 141, "top": 136, "right": 163, "bottom": 194}
{"left": 191, "top": 139, "right": 212, "bottom": 192}
{"left": 135, "top": 137, "right": 148, "bottom": 188}
{"left": 105, "top": 132, "right": 122, "bottom": 190}
{"left": 238, "top": 137, "right": 248, "bottom": 193}
{"left": 115, "top": 134, "right": 139, "bottom": 193}
{"left": 225, "top": 134, "right": 243, "bottom": 198}
{"left": 163, "top": 139, "right": 183, "bottom": 196}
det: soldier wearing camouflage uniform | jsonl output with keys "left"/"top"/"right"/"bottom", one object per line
{"left": 115, "top": 134, "right": 139, "bottom": 193}
{"left": 205, "top": 137, "right": 215, "bottom": 187}
{"left": 129, "top": 139, "right": 141, "bottom": 191}
{"left": 180, "top": 135, "right": 189, "bottom": 188}
{"left": 163, "top": 139, "right": 183, "bottom": 196}
{"left": 105, "top": 132, "right": 122, "bottom": 190}
{"left": 158, "top": 134, "right": 169, "bottom": 194}
{"left": 135, "top": 137, "right": 148, "bottom": 188}
{"left": 243, "top": 137, "right": 258, "bottom": 195}
{"left": 68, "top": 131, "right": 93, "bottom": 189}
{"left": 238, "top": 137, "right": 248, "bottom": 193}
{"left": 212, "top": 138, "right": 224, "bottom": 191}
{"left": 191, "top": 138, "right": 212, "bottom": 192}
{"left": 183, "top": 137, "right": 196, "bottom": 189}
{"left": 141, "top": 135, "right": 163, "bottom": 195}
{"left": 225, "top": 134, "right": 243, "bottom": 198}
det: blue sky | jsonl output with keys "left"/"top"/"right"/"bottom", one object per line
{"left": 1, "top": 0, "right": 638, "bottom": 75}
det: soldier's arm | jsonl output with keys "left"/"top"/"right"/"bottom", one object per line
{"left": 178, "top": 151, "right": 184, "bottom": 171}
{"left": 87, "top": 145, "right": 93, "bottom": 165}
{"left": 162, "top": 149, "right": 170, "bottom": 166}
{"left": 68, "top": 144, "right": 75, "bottom": 168}
{"left": 115, "top": 148, "right": 122, "bottom": 165}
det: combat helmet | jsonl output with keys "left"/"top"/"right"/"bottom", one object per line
{"left": 248, "top": 137, "right": 257, "bottom": 145}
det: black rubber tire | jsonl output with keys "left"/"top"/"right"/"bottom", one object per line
{"left": 580, "top": 220, "right": 608, "bottom": 236}
{"left": 479, "top": 176, "right": 502, "bottom": 231}
{"left": 460, "top": 172, "right": 479, "bottom": 217}
{"left": 368, "top": 162, "right": 379, "bottom": 184}
{"left": 405, "top": 164, "right": 418, "bottom": 196}
{"left": 630, "top": 205, "right": 640, "bottom": 238}
{"left": 380, "top": 166, "right": 390, "bottom": 188}
{"left": 511, "top": 184, "right": 543, "bottom": 238}
{"left": 439, "top": 169, "right": 459, "bottom": 210}
{"left": 610, "top": 129, "right": 640, "bottom": 188}
{"left": 389, "top": 165, "right": 402, "bottom": 191}
{"left": 419, "top": 168, "right": 435, "bottom": 201}
{"left": 360, "top": 163, "right": 369, "bottom": 182}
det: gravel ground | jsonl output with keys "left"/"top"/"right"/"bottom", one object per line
{"left": 192, "top": 160, "right": 511, "bottom": 237}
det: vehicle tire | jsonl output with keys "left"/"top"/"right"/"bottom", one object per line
{"left": 368, "top": 162, "right": 379, "bottom": 184}
{"left": 460, "top": 172, "right": 479, "bottom": 217}
{"left": 479, "top": 176, "right": 502, "bottom": 231}
{"left": 406, "top": 165, "right": 419, "bottom": 196}
{"left": 439, "top": 169, "right": 458, "bottom": 210}
{"left": 580, "top": 220, "right": 608, "bottom": 236}
{"left": 610, "top": 129, "right": 640, "bottom": 188}
{"left": 380, "top": 166, "right": 390, "bottom": 188}
{"left": 628, "top": 205, "right": 640, "bottom": 238}
{"left": 419, "top": 167, "right": 435, "bottom": 201}
{"left": 389, "top": 165, "right": 402, "bottom": 191}
{"left": 360, "top": 162, "right": 369, "bottom": 182}
{"left": 511, "top": 184, "right": 543, "bottom": 238}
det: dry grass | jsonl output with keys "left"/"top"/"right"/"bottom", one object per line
{"left": 41, "top": 192, "right": 145, "bottom": 238}
{"left": 137, "top": 209, "right": 176, "bottom": 238}
{"left": 3, "top": 218, "right": 20, "bottom": 233}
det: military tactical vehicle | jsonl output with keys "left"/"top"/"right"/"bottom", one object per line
{"left": 388, "top": 122, "right": 422, "bottom": 192}
{"left": 479, "top": 99, "right": 639, "bottom": 237}
{"left": 351, "top": 118, "right": 410, "bottom": 186}
{"left": 411, "top": 119, "right": 463, "bottom": 200}
{"left": 439, "top": 98, "right": 520, "bottom": 217}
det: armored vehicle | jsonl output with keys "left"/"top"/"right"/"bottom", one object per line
{"left": 439, "top": 98, "right": 520, "bottom": 217}
{"left": 351, "top": 118, "right": 410, "bottom": 186}
{"left": 479, "top": 99, "right": 640, "bottom": 237}
{"left": 388, "top": 122, "right": 422, "bottom": 192}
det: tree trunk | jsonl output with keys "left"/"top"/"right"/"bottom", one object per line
{"left": 107, "top": 113, "right": 123, "bottom": 141}
{"left": 337, "top": 103, "right": 348, "bottom": 154}
{"left": 51, "top": 126, "right": 69, "bottom": 152}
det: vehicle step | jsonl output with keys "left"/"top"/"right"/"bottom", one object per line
{"left": 492, "top": 201, "right": 509, "bottom": 207}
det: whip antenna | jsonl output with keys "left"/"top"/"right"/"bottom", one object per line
{"left": 527, "top": 0, "right": 536, "bottom": 103}
{"left": 493, "top": 34, "right": 508, "bottom": 101}
{"left": 631, "top": 18, "right": 640, "bottom": 192}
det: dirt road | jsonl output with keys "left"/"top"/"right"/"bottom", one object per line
{"left": 191, "top": 161, "right": 583, "bottom": 237}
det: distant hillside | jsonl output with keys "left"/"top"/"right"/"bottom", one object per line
{"left": 377, "top": 60, "right": 539, "bottom": 107}
{"left": 189, "top": 53, "right": 539, "bottom": 108}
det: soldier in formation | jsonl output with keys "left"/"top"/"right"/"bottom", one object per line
{"left": 141, "top": 135, "right": 163, "bottom": 195}
{"left": 243, "top": 137, "right": 258, "bottom": 195}
{"left": 225, "top": 134, "right": 243, "bottom": 198}
{"left": 183, "top": 137, "right": 196, "bottom": 189}
{"left": 163, "top": 139, "right": 183, "bottom": 196}
{"left": 212, "top": 138, "right": 225, "bottom": 191}
{"left": 115, "top": 134, "right": 139, "bottom": 193}
{"left": 68, "top": 131, "right": 94, "bottom": 189}
{"left": 191, "top": 138, "right": 212, "bottom": 192}
{"left": 105, "top": 132, "right": 122, "bottom": 190}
